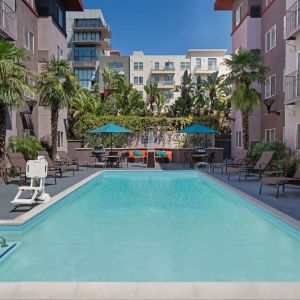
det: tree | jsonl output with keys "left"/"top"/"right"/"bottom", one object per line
{"left": 224, "top": 49, "right": 269, "bottom": 150}
{"left": 102, "top": 67, "right": 123, "bottom": 101}
{"left": 144, "top": 83, "right": 159, "bottom": 112}
{"left": 36, "top": 57, "right": 78, "bottom": 158}
{"left": 0, "top": 40, "right": 33, "bottom": 170}
{"left": 155, "top": 93, "right": 168, "bottom": 116}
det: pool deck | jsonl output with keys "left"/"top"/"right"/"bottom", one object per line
{"left": 1, "top": 164, "right": 300, "bottom": 300}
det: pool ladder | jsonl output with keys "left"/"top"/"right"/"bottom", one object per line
{"left": 0, "top": 236, "right": 8, "bottom": 248}
{"left": 194, "top": 162, "right": 211, "bottom": 173}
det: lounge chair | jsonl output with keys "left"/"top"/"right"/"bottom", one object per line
{"left": 57, "top": 151, "right": 79, "bottom": 170}
{"left": 227, "top": 151, "right": 274, "bottom": 181}
{"left": 38, "top": 151, "right": 75, "bottom": 177}
{"left": 5, "top": 153, "right": 27, "bottom": 185}
{"left": 259, "top": 165, "right": 300, "bottom": 198}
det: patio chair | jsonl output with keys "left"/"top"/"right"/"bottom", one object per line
{"left": 227, "top": 151, "right": 274, "bottom": 181}
{"left": 207, "top": 152, "right": 224, "bottom": 174}
{"left": 5, "top": 152, "right": 27, "bottom": 185}
{"left": 259, "top": 165, "right": 300, "bottom": 198}
{"left": 38, "top": 151, "right": 75, "bottom": 177}
{"left": 57, "top": 151, "right": 79, "bottom": 170}
{"left": 225, "top": 153, "right": 251, "bottom": 173}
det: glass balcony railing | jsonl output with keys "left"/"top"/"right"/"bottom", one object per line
{"left": 0, "top": 0, "right": 16, "bottom": 40}
{"left": 285, "top": 70, "right": 300, "bottom": 103}
{"left": 194, "top": 65, "right": 218, "bottom": 72}
{"left": 151, "top": 80, "right": 175, "bottom": 86}
{"left": 151, "top": 66, "right": 176, "bottom": 72}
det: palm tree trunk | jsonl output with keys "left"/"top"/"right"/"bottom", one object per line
{"left": 51, "top": 107, "right": 59, "bottom": 159}
{"left": 241, "top": 111, "right": 249, "bottom": 150}
{"left": 0, "top": 103, "right": 6, "bottom": 173}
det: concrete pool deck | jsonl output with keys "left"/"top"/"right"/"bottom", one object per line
{"left": 1, "top": 165, "right": 300, "bottom": 299}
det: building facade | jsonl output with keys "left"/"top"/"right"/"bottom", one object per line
{"left": 66, "top": 9, "right": 111, "bottom": 90}
{"left": 215, "top": 0, "right": 286, "bottom": 157}
{"left": 130, "top": 50, "right": 229, "bottom": 108}
{"left": 285, "top": 0, "right": 300, "bottom": 155}
{"left": 3, "top": 0, "right": 83, "bottom": 152}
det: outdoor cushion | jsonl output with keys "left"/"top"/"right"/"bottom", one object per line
{"left": 156, "top": 151, "right": 166, "bottom": 157}
{"left": 141, "top": 150, "right": 147, "bottom": 157}
{"left": 128, "top": 151, "right": 134, "bottom": 157}
{"left": 134, "top": 150, "right": 142, "bottom": 157}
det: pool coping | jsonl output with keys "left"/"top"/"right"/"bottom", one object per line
{"left": 1, "top": 170, "right": 300, "bottom": 299}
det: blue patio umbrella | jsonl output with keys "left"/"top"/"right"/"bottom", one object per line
{"left": 89, "top": 123, "right": 133, "bottom": 151}
{"left": 177, "top": 124, "right": 219, "bottom": 146}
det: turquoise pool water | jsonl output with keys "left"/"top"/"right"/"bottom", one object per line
{"left": 1, "top": 171, "right": 300, "bottom": 281}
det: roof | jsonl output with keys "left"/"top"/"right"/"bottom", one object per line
{"left": 214, "top": 0, "right": 233, "bottom": 11}
{"left": 63, "top": 0, "right": 84, "bottom": 11}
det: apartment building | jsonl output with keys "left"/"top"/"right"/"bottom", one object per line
{"left": 130, "top": 50, "right": 229, "bottom": 108}
{"left": 66, "top": 9, "right": 111, "bottom": 90}
{"left": 3, "top": 0, "right": 83, "bottom": 152}
{"left": 214, "top": 0, "right": 286, "bottom": 157}
{"left": 285, "top": 0, "right": 300, "bottom": 154}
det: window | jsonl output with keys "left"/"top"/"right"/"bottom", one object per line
{"left": 73, "top": 32, "right": 101, "bottom": 41}
{"left": 235, "top": 3, "right": 243, "bottom": 26}
{"left": 57, "top": 45, "right": 64, "bottom": 59}
{"left": 24, "top": 77, "right": 35, "bottom": 99}
{"left": 74, "top": 46, "right": 96, "bottom": 61}
{"left": 297, "top": 124, "right": 300, "bottom": 150}
{"left": 180, "top": 62, "right": 190, "bottom": 70}
{"left": 235, "top": 131, "right": 242, "bottom": 148}
{"left": 208, "top": 58, "right": 217, "bottom": 71}
{"left": 164, "top": 75, "right": 173, "bottom": 82}
{"left": 56, "top": 5, "right": 64, "bottom": 28}
{"left": 154, "top": 62, "right": 159, "bottom": 70}
{"left": 74, "top": 18, "right": 102, "bottom": 28}
{"left": 265, "top": 128, "right": 275, "bottom": 143}
{"left": 153, "top": 75, "right": 160, "bottom": 83}
{"left": 265, "top": 75, "right": 276, "bottom": 98}
{"left": 24, "top": 29, "right": 34, "bottom": 53}
{"left": 265, "top": 25, "right": 276, "bottom": 52}
{"left": 196, "top": 58, "right": 201, "bottom": 69}
{"left": 134, "top": 76, "right": 143, "bottom": 85}
{"left": 134, "top": 62, "right": 143, "bottom": 70}
{"left": 164, "top": 91, "right": 173, "bottom": 100}
{"left": 74, "top": 68, "right": 96, "bottom": 89}
{"left": 250, "top": 6, "right": 261, "bottom": 18}
{"left": 57, "top": 131, "right": 64, "bottom": 148}
{"left": 165, "top": 62, "right": 174, "bottom": 70}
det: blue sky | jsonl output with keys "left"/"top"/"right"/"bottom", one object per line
{"left": 84, "top": 0, "right": 232, "bottom": 55}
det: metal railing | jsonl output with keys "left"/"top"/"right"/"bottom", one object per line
{"left": 285, "top": 70, "right": 300, "bottom": 103}
{"left": 194, "top": 66, "right": 218, "bottom": 72}
{"left": 0, "top": 0, "right": 16, "bottom": 40}
{"left": 151, "top": 80, "right": 175, "bottom": 87}
{"left": 286, "top": 0, "right": 300, "bottom": 38}
{"left": 151, "top": 67, "right": 176, "bottom": 72}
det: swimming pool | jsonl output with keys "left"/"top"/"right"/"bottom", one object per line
{"left": 0, "top": 170, "right": 300, "bottom": 282}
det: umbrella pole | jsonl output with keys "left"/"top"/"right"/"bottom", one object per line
{"left": 111, "top": 133, "right": 113, "bottom": 153}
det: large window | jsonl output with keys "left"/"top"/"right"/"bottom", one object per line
{"left": 235, "top": 131, "right": 242, "bottom": 148}
{"left": 164, "top": 75, "right": 173, "bottom": 82}
{"left": 24, "top": 29, "right": 34, "bottom": 53}
{"left": 235, "top": 3, "right": 243, "bottom": 26}
{"left": 265, "top": 25, "right": 276, "bottom": 52}
{"left": 133, "top": 62, "right": 143, "bottom": 70}
{"left": 154, "top": 62, "right": 160, "bottom": 70}
{"left": 57, "top": 131, "right": 64, "bottom": 148}
{"left": 265, "top": 128, "right": 275, "bottom": 143}
{"left": 208, "top": 58, "right": 217, "bottom": 71}
{"left": 73, "top": 32, "right": 101, "bottom": 41}
{"left": 165, "top": 62, "right": 174, "bottom": 70}
{"left": 134, "top": 76, "right": 143, "bottom": 85}
{"left": 56, "top": 5, "right": 64, "bottom": 28}
{"left": 74, "top": 18, "right": 102, "bottom": 28}
{"left": 74, "top": 68, "right": 96, "bottom": 89}
{"left": 24, "top": 77, "right": 35, "bottom": 99}
{"left": 180, "top": 62, "right": 190, "bottom": 70}
{"left": 196, "top": 58, "right": 202, "bottom": 69}
{"left": 74, "top": 46, "right": 96, "bottom": 61}
{"left": 265, "top": 75, "right": 276, "bottom": 98}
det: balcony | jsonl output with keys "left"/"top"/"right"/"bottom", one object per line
{"left": 194, "top": 66, "right": 218, "bottom": 74}
{"left": 151, "top": 80, "right": 175, "bottom": 89}
{"left": 72, "top": 61, "right": 97, "bottom": 69}
{"left": 0, "top": 0, "right": 16, "bottom": 40}
{"left": 285, "top": 0, "right": 300, "bottom": 40}
{"left": 72, "top": 23, "right": 111, "bottom": 39}
{"left": 73, "top": 38, "right": 111, "bottom": 50}
{"left": 151, "top": 67, "right": 176, "bottom": 74}
{"left": 285, "top": 70, "right": 300, "bottom": 104}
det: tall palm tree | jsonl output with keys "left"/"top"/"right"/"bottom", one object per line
{"left": 144, "top": 83, "right": 159, "bottom": 112}
{"left": 224, "top": 49, "right": 269, "bottom": 150}
{"left": 36, "top": 57, "right": 78, "bottom": 158}
{"left": 0, "top": 40, "right": 33, "bottom": 170}
{"left": 102, "top": 67, "right": 123, "bottom": 101}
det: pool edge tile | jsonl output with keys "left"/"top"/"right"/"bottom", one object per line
{"left": 0, "top": 283, "right": 19, "bottom": 299}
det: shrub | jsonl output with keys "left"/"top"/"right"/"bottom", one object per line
{"left": 7, "top": 136, "right": 43, "bottom": 160}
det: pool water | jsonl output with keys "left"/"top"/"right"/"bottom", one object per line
{"left": 1, "top": 171, "right": 300, "bottom": 281}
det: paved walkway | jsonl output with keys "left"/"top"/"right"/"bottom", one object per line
{"left": 1, "top": 163, "right": 300, "bottom": 222}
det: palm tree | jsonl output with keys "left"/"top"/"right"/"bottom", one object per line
{"left": 0, "top": 40, "right": 33, "bottom": 170}
{"left": 144, "top": 83, "right": 159, "bottom": 112}
{"left": 102, "top": 67, "right": 123, "bottom": 101}
{"left": 155, "top": 93, "right": 168, "bottom": 116}
{"left": 224, "top": 49, "right": 269, "bottom": 150}
{"left": 36, "top": 57, "right": 78, "bottom": 158}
